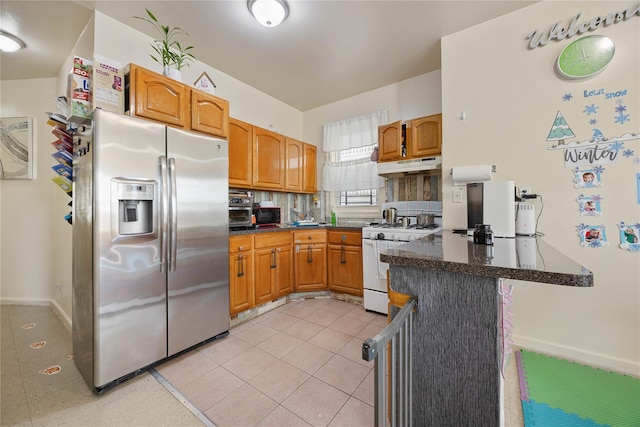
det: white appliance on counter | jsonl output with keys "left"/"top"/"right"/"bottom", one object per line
{"left": 362, "top": 222, "right": 441, "bottom": 314}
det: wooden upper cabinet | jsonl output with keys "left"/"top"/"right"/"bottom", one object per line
{"left": 128, "top": 64, "right": 189, "bottom": 128}
{"left": 407, "top": 113, "right": 442, "bottom": 158}
{"left": 378, "top": 120, "right": 403, "bottom": 162}
{"left": 229, "top": 118, "right": 253, "bottom": 188}
{"left": 302, "top": 143, "right": 317, "bottom": 194}
{"left": 253, "top": 126, "right": 285, "bottom": 189}
{"left": 191, "top": 91, "right": 229, "bottom": 138}
{"left": 285, "top": 138, "right": 303, "bottom": 192}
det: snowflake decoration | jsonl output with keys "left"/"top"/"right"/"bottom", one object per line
{"left": 615, "top": 99, "right": 625, "bottom": 106}
{"left": 608, "top": 141, "right": 623, "bottom": 151}
{"left": 589, "top": 118, "right": 598, "bottom": 125}
{"left": 622, "top": 149, "right": 635, "bottom": 158}
{"left": 634, "top": 157, "right": 640, "bottom": 165}
{"left": 562, "top": 93, "right": 573, "bottom": 101}
{"left": 576, "top": 223, "right": 589, "bottom": 233}
{"left": 584, "top": 104, "right": 599, "bottom": 115}
{"left": 614, "top": 113, "right": 630, "bottom": 125}
{"left": 592, "top": 166, "right": 605, "bottom": 174}
{"left": 615, "top": 104, "right": 627, "bottom": 113}
{"left": 591, "top": 195, "right": 603, "bottom": 202}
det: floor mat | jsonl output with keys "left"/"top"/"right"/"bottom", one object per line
{"left": 516, "top": 350, "right": 640, "bottom": 427}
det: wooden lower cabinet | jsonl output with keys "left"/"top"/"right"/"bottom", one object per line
{"left": 230, "top": 229, "right": 364, "bottom": 315}
{"left": 293, "top": 230, "right": 327, "bottom": 291}
{"left": 229, "top": 235, "right": 254, "bottom": 315}
{"left": 254, "top": 233, "right": 293, "bottom": 305}
{"left": 328, "top": 230, "right": 363, "bottom": 296}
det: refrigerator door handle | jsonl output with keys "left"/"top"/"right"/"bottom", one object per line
{"left": 168, "top": 157, "right": 178, "bottom": 272}
{"left": 160, "top": 156, "right": 169, "bottom": 273}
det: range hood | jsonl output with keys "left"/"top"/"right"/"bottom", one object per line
{"left": 377, "top": 156, "right": 442, "bottom": 177}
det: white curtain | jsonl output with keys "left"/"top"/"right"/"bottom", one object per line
{"left": 322, "top": 110, "right": 388, "bottom": 191}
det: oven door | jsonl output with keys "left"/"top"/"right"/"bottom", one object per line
{"left": 229, "top": 207, "right": 252, "bottom": 228}
{"left": 363, "top": 238, "right": 391, "bottom": 314}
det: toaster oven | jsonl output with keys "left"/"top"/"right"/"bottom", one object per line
{"left": 229, "top": 191, "right": 252, "bottom": 229}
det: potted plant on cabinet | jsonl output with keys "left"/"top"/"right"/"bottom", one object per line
{"left": 133, "top": 9, "right": 196, "bottom": 81}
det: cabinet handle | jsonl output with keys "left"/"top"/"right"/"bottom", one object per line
{"left": 270, "top": 248, "right": 277, "bottom": 269}
{"left": 308, "top": 235, "right": 312, "bottom": 240}
{"left": 237, "top": 254, "right": 244, "bottom": 277}
{"left": 340, "top": 246, "right": 346, "bottom": 264}
{"left": 238, "top": 245, "right": 244, "bottom": 251}
{"left": 341, "top": 235, "right": 346, "bottom": 242}
{"left": 307, "top": 244, "right": 313, "bottom": 263}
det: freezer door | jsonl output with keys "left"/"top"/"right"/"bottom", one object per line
{"left": 166, "top": 127, "right": 229, "bottom": 355}
{"left": 92, "top": 109, "right": 168, "bottom": 388}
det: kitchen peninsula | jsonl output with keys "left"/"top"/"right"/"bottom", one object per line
{"left": 381, "top": 232, "right": 593, "bottom": 426}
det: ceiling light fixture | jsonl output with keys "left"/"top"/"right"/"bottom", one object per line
{"left": 248, "top": 0, "right": 289, "bottom": 28}
{"left": 0, "top": 30, "right": 26, "bottom": 52}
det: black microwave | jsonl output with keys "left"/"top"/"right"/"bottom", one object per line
{"left": 253, "top": 207, "right": 281, "bottom": 228}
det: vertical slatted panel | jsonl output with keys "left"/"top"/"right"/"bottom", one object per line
{"left": 362, "top": 298, "right": 416, "bottom": 427}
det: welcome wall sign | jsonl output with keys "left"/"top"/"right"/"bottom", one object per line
{"left": 526, "top": 2, "right": 640, "bottom": 49}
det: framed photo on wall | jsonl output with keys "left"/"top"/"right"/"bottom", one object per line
{"left": 1, "top": 116, "right": 34, "bottom": 179}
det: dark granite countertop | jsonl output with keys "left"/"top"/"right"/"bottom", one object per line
{"left": 380, "top": 231, "right": 593, "bottom": 287}
{"left": 229, "top": 224, "right": 362, "bottom": 236}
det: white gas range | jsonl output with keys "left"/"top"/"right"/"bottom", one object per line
{"left": 362, "top": 222, "right": 441, "bottom": 314}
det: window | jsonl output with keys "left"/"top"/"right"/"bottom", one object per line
{"left": 322, "top": 110, "right": 388, "bottom": 204}
{"left": 339, "top": 189, "right": 377, "bottom": 206}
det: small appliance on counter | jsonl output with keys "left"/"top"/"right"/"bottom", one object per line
{"left": 253, "top": 205, "right": 281, "bottom": 228}
{"left": 229, "top": 190, "right": 253, "bottom": 230}
{"left": 466, "top": 180, "right": 515, "bottom": 238}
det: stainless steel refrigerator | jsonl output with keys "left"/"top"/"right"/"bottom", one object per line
{"left": 73, "top": 109, "right": 229, "bottom": 392}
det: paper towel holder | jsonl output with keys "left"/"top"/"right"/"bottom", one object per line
{"left": 450, "top": 165, "right": 496, "bottom": 175}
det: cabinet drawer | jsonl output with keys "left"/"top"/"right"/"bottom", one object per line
{"left": 254, "top": 232, "right": 292, "bottom": 249}
{"left": 293, "top": 229, "right": 327, "bottom": 244}
{"left": 229, "top": 235, "right": 253, "bottom": 253}
{"left": 328, "top": 230, "right": 362, "bottom": 246}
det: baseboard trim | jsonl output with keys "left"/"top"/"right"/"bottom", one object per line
{"left": 514, "top": 334, "right": 640, "bottom": 377}
{"left": 50, "top": 300, "right": 72, "bottom": 334}
{"left": 1, "top": 298, "right": 72, "bottom": 334}
{"left": 1, "top": 297, "right": 50, "bottom": 306}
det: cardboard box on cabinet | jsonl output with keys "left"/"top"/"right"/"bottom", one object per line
{"left": 67, "top": 56, "right": 93, "bottom": 124}
{"left": 92, "top": 55, "right": 124, "bottom": 114}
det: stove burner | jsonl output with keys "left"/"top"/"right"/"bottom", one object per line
{"left": 409, "top": 223, "right": 440, "bottom": 230}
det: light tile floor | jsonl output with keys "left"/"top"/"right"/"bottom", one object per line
{"left": 2, "top": 298, "right": 524, "bottom": 426}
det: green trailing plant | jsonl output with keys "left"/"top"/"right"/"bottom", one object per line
{"left": 133, "top": 9, "right": 196, "bottom": 70}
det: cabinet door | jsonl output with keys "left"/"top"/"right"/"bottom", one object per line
{"left": 378, "top": 120, "right": 403, "bottom": 162}
{"left": 294, "top": 244, "right": 327, "bottom": 291}
{"left": 302, "top": 143, "right": 317, "bottom": 194}
{"left": 328, "top": 245, "right": 363, "bottom": 296}
{"left": 275, "top": 245, "right": 293, "bottom": 297}
{"left": 284, "top": 138, "right": 303, "bottom": 192}
{"left": 129, "top": 64, "right": 189, "bottom": 128}
{"left": 191, "top": 91, "right": 229, "bottom": 138}
{"left": 253, "top": 127, "right": 285, "bottom": 189}
{"left": 229, "top": 118, "right": 253, "bottom": 188}
{"left": 229, "top": 251, "right": 253, "bottom": 314}
{"left": 408, "top": 114, "right": 442, "bottom": 158}
{"left": 254, "top": 248, "right": 277, "bottom": 305}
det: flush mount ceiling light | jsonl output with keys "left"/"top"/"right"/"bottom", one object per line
{"left": 0, "top": 30, "right": 26, "bottom": 52}
{"left": 248, "top": 0, "right": 289, "bottom": 28}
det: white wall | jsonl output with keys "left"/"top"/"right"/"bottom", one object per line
{"left": 441, "top": 1, "right": 639, "bottom": 374}
{"left": 92, "top": 12, "right": 303, "bottom": 139}
{"left": 0, "top": 78, "right": 59, "bottom": 308}
{"left": 303, "top": 70, "right": 442, "bottom": 149}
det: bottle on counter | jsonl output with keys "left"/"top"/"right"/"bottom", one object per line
{"left": 330, "top": 211, "right": 337, "bottom": 226}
